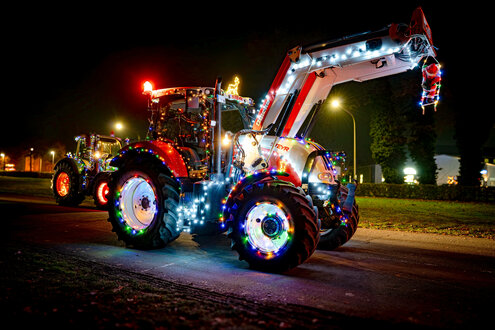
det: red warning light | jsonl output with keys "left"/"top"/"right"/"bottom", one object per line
{"left": 143, "top": 81, "right": 153, "bottom": 95}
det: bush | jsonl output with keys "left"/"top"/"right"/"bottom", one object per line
{"left": 355, "top": 183, "right": 495, "bottom": 202}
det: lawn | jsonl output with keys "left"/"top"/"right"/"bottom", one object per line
{"left": 356, "top": 197, "right": 495, "bottom": 239}
{"left": 0, "top": 176, "right": 53, "bottom": 197}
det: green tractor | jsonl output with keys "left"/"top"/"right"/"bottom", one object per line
{"left": 52, "top": 134, "right": 122, "bottom": 209}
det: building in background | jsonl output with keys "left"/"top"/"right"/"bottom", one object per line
{"left": 435, "top": 154, "right": 460, "bottom": 185}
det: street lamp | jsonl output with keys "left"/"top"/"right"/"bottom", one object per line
{"left": 0, "top": 153, "right": 5, "bottom": 171}
{"left": 330, "top": 98, "right": 357, "bottom": 181}
{"left": 29, "top": 148, "right": 34, "bottom": 172}
{"left": 50, "top": 150, "right": 55, "bottom": 167}
{"left": 114, "top": 121, "right": 141, "bottom": 141}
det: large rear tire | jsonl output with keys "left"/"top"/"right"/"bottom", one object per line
{"left": 225, "top": 177, "right": 319, "bottom": 273}
{"left": 317, "top": 184, "right": 359, "bottom": 250}
{"left": 52, "top": 161, "right": 85, "bottom": 206}
{"left": 107, "top": 162, "right": 181, "bottom": 249}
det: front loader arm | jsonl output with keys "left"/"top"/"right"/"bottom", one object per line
{"left": 253, "top": 7, "right": 437, "bottom": 138}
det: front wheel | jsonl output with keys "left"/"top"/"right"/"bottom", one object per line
{"left": 317, "top": 184, "right": 359, "bottom": 250}
{"left": 92, "top": 173, "right": 111, "bottom": 210}
{"left": 225, "top": 178, "right": 319, "bottom": 273}
{"left": 107, "top": 163, "right": 181, "bottom": 249}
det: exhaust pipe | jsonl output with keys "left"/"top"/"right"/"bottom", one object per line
{"left": 214, "top": 77, "right": 224, "bottom": 180}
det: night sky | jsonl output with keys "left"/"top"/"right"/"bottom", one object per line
{"left": 2, "top": 2, "right": 490, "bottom": 165}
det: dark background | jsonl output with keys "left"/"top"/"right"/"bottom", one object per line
{"left": 2, "top": 2, "right": 491, "bottom": 167}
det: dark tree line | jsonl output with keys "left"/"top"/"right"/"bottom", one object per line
{"left": 369, "top": 72, "right": 438, "bottom": 184}
{"left": 365, "top": 67, "right": 492, "bottom": 187}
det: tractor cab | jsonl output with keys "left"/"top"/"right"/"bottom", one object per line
{"left": 74, "top": 134, "right": 122, "bottom": 172}
{"left": 144, "top": 85, "right": 255, "bottom": 180}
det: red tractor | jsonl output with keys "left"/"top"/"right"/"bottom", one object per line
{"left": 52, "top": 134, "right": 122, "bottom": 209}
{"left": 106, "top": 8, "right": 437, "bottom": 272}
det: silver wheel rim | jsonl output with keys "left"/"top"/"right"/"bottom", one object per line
{"left": 119, "top": 176, "right": 157, "bottom": 230}
{"left": 244, "top": 202, "right": 291, "bottom": 254}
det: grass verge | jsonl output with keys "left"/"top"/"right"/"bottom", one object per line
{"left": 0, "top": 176, "right": 53, "bottom": 198}
{"left": 356, "top": 197, "right": 495, "bottom": 239}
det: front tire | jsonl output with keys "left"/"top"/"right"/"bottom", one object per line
{"left": 317, "top": 184, "right": 359, "bottom": 250}
{"left": 107, "top": 163, "right": 181, "bottom": 249}
{"left": 92, "top": 173, "right": 111, "bottom": 210}
{"left": 225, "top": 177, "right": 319, "bottom": 273}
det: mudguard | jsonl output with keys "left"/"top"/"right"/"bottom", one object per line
{"left": 110, "top": 140, "right": 188, "bottom": 178}
{"left": 54, "top": 157, "right": 81, "bottom": 175}
{"left": 223, "top": 169, "right": 291, "bottom": 227}
{"left": 342, "top": 183, "right": 357, "bottom": 212}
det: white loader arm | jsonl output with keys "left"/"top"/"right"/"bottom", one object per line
{"left": 253, "top": 7, "right": 437, "bottom": 137}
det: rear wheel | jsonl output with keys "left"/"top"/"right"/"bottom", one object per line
{"left": 52, "top": 161, "right": 85, "bottom": 206}
{"left": 225, "top": 178, "right": 319, "bottom": 273}
{"left": 107, "top": 162, "right": 181, "bottom": 249}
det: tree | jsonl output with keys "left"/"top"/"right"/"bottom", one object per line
{"left": 452, "top": 74, "right": 494, "bottom": 187}
{"left": 455, "top": 113, "right": 491, "bottom": 186}
{"left": 369, "top": 79, "right": 407, "bottom": 183}
{"left": 389, "top": 71, "right": 438, "bottom": 185}
{"left": 408, "top": 109, "right": 438, "bottom": 184}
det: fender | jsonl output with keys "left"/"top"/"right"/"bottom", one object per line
{"left": 223, "top": 169, "right": 291, "bottom": 226}
{"left": 266, "top": 153, "right": 302, "bottom": 187}
{"left": 54, "top": 156, "right": 81, "bottom": 174}
{"left": 110, "top": 140, "right": 188, "bottom": 178}
{"left": 89, "top": 171, "right": 111, "bottom": 193}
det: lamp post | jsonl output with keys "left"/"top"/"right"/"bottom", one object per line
{"left": 29, "top": 148, "right": 34, "bottom": 172}
{"left": 50, "top": 151, "right": 55, "bottom": 167}
{"left": 0, "top": 153, "right": 4, "bottom": 171}
{"left": 331, "top": 99, "right": 357, "bottom": 181}
{"left": 115, "top": 122, "right": 140, "bottom": 142}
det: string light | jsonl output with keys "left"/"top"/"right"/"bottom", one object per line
{"left": 419, "top": 58, "right": 442, "bottom": 113}
{"left": 119, "top": 81, "right": 353, "bottom": 241}
{"left": 225, "top": 76, "right": 240, "bottom": 96}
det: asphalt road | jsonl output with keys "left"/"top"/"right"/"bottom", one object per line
{"left": 2, "top": 193, "right": 494, "bottom": 328}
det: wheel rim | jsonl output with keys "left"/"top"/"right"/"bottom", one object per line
{"left": 244, "top": 201, "right": 291, "bottom": 254}
{"left": 96, "top": 181, "right": 109, "bottom": 205}
{"left": 119, "top": 176, "right": 157, "bottom": 230}
{"left": 56, "top": 172, "right": 70, "bottom": 197}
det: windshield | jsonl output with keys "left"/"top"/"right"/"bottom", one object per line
{"left": 97, "top": 139, "right": 121, "bottom": 156}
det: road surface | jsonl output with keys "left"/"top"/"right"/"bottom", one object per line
{"left": 2, "top": 193, "right": 494, "bottom": 328}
